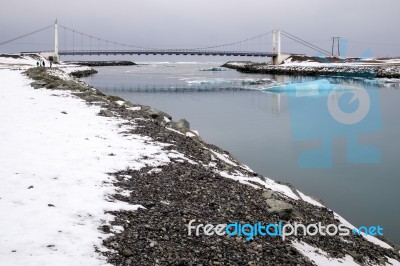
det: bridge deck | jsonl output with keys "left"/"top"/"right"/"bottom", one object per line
{"left": 53, "top": 50, "right": 277, "bottom": 57}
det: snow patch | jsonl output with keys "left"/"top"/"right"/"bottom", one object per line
{"left": 292, "top": 240, "right": 359, "bottom": 266}
{"left": 210, "top": 150, "right": 237, "bottom": 166}
{"left": 186, "top": 132, "right": 197, "bottom": 137}
{"left": 168, "top": 150, "right": 198, "bottom": 165}
{"left": 219, "top": 171, "right": 300, "bottom": 200}
{"left": 386, "top": 257, "right": 400, "bottom": 266}
{"left": 297, "top": 190, "right": 324, "bottom": 207}
{"left": 166, "top": 127, "right": 185, "bottom": 135}
{"left": 128, "top": 106, "right": 141, "bottom": 111}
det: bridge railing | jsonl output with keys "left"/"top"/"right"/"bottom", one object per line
{"left": 52, "top": 49, "right": 276, "bottom": 57}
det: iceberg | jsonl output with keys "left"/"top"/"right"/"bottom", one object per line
{"left": 264, "top": 79, "right": 358, "bottom": 97}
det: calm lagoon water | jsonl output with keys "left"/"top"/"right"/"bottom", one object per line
{"left": 82, "top": 62, "right": 400, "bottom": 244}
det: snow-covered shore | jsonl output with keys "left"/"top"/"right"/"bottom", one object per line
{"left": 0, "top": 67, "right": 173, "bottom": 265}
{"left": 1, "top": 54, "right": 399, "bottom": 265}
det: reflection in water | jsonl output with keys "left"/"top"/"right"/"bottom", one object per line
{"left": 272, "top": 93, "right": 281, "bottom": 114}
{"left": 266, "top": 78, "right": 382, "bottom": 168}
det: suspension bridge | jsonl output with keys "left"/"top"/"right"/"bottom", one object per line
{"left": 0, "top": 20, "right": 334, "bottom": 65}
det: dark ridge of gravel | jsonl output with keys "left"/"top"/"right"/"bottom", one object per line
{"left": 0, "top": 53, "right": 22, "bottom": 59}
{"left": 23, "top": 66, "right": 400, "bottom": 266}
{"left": 65, "top": 61, "right": 136, "bottom": 67}
{"left": 222, "top": 60, "right": 400, "bottom": 79}
{"left": 70, "top": 69, "right": 98, "bottom": 78}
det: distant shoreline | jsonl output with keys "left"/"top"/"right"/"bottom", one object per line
{"left": 64, "top": 60, "right": 136, "bottom": 67}
{"left": 222, "top": 56, "right": 400, "bottom": 79}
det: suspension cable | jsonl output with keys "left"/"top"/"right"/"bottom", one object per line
{"left": 192, "top": 33, "right": 269, "bottom": 51}
{"left": 0, "top": 25, "right": 53, "bottom": 46}
{"left": 281, "top": 30, "right": 331, "bottom": 56}
{"left": 59, "top": 24, "right": 150, "bottom": 50}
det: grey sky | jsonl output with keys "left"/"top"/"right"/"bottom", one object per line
{"left": 1, "top": 0, "right": 399, "bottom": 57}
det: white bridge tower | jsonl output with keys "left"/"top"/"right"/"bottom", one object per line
{"left": 272, "top": 29, "right": 290, "bottom": 65}
{"left": 40, "top": 19, "right": 59, "bottom": 63}
{"left": 54, "top": 19, "right": 59, "bottom": 63}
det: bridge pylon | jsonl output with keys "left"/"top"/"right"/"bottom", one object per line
{"left": 272, "top": 29, "right": 290, "bottom": 65}
{"left": 54, "top": 19, "right": 59, "bottom": 63}
{"left": 39, "top": 19, "right": 59, "bottom": 63}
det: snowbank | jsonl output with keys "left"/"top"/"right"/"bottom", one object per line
{"left": 0, "top": 69, "right": 173, "bottom": 265}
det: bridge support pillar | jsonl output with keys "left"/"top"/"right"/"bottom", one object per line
{"left": 272, "top": 54, "right": 290, "bottom": 65}
{"left": 53, "top": 19, "right": 59, "bottom": 63}
{"left": 271, "top": 29, "right": 290, "bottom": 65}
{"left": 40, "top": 20, "right": 60, "bottom": 63}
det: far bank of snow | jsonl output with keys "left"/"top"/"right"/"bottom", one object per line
{"left": 222, "top": 56, "right": 400, "bottom": 78}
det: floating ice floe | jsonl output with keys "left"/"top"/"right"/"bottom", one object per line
{"left": 186, "top": 79, "right": 232, "bottom": 85}
{"left": 264, "top": 79, "right": 359, "bottom": 97}
{"left": 198, "top": 67, "right": 227, "bottom": 71}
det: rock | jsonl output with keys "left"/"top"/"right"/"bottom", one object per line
{"left": 202, "top": 150, "right": 212, "bottom": 160}
{"left": 262, "top": 189, "right": 277, "bottom": 199}
{"left": 27, "top": 185, "right": 34, "bottom": 189}
{"left": 70, "top": 69, "right": 98, "bottom": 78}
{"left": 101, "top": 225, "right": 110, "bottom": 233}
{"left": 106, "top": 95, "right": 124, "bottom": 102}
{"left": 266, "top": 199, "right": 293, "bottom": 213}
{"left": 109, "top": 242, "right": 119, "bottom": 249}
{"left": 146, "top": 107, "right": 172, "bottom": 120}
{"left": 174, "top": 119, "right": 190, "bottom": 133}
{"left": 121, "top": 249, "right": 133, "bottom": 257}
{"left": 291, "top": 209, "right": 305, "bottom": 220}
{"left": 56, "top": 86, "right": 69, "bottom": 90}
{"left": 83, "top": 95, "right": 106, "bottom": 103}
{"left": 98, "top": 109, "right": 113, "bottom": 117}
{"left": 30, "top": 81, "right": 47, "bottom": 89}
{"left": 48, "top": 204, "right": 55, "bottom": 207}
{"left": 347, "top": 251, "right": 363, "bottom": 262}
{"left": 253, "top": 244, "right": 262, "bottom": 252}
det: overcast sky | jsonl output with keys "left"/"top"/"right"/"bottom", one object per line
{"left": 1, "top": 0, "right": 399, "bottom": 57}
